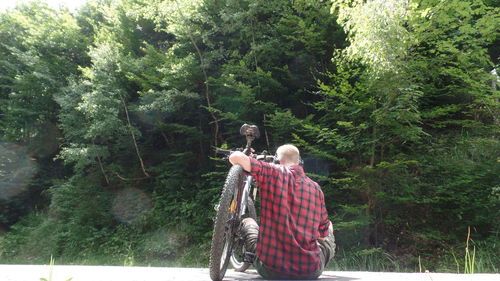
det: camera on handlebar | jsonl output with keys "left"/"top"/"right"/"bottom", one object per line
{"left": 255, "top": 151, "right": 276, "bottom": 163}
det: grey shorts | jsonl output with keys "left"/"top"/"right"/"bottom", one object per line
{"left": 240, "top": 218, "right": 336, "bottom": 280}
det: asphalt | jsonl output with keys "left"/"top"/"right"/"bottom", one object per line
{"left": 0, "top": 265, "right": 498, "bottom": 281}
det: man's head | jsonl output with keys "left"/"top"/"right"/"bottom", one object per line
{"left": 276, "top": 144, "right": 300, "bottom": 166}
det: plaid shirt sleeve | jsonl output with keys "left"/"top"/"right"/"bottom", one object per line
{"left": 318, "top": 190, "right": 331, "bottom": 238}
{"left": 249, "top": 157, "right": 283, "bottom": 194}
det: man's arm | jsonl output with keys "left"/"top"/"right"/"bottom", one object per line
{"left": 318, "top": 189, "right": 331, "bottom": 239}
{"left": 229, "top": 151, "right": 251, "bottom": 172}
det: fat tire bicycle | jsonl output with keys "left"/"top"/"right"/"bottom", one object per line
{"left": 208, "top": 124, "right": 274, "bottom": 281}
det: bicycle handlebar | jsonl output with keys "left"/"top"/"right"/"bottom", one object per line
{"left": 216, "top": 149, "right": 276, "bottom": 163}
{"left": 215, "top": 149, "right": 232, "bottom": 156}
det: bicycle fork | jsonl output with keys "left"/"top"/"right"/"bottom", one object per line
{"left": 238, "top": 175, "right": 253, "bottom": 218}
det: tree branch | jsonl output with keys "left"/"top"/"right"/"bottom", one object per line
{"left": 92, "top": 140, "right": 110, "bottom": 185}
{"left": 115, "top": 172, "right": 149, "bottom": 182}
{"left": 96, "top": 155, "right": 110, "bottom": 185}
{"left": 120, "top": 95, "right": 149, "bottom": 178}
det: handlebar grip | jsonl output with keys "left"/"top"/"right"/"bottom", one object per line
{"left": 216, "top": 149, "right": 232, "bottom": 156}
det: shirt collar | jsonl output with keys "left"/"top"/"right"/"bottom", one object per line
{"left": 289, "top": 164, "right": 305, "bottom": 176}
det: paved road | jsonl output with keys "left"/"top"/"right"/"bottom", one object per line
{"left": 0, "top": 265, "right": 498, "bottom": 281}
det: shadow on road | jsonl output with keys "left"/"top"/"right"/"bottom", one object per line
{"left": 318, "top": 273, "right": 361, "bottom": 281}
{"left": 225, "top": 270, "right": 360, "bottom": 281}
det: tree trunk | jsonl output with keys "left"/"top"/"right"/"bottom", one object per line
{"left": 370, "top": 125, "right": 377, "bottom": 167}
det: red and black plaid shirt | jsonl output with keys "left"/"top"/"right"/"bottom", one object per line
{"left": 250, "top": 158, "right": 331, "bottom": 276}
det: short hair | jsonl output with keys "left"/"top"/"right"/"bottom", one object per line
{"left": 276, "top": 144, "right": 300, "bottom": 165}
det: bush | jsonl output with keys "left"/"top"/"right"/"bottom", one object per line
{"left": 0, "top": 212, "right": 56, "bottom": 264}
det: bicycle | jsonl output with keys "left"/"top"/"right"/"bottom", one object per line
{"left": 209, "top": 124, "right": 275, "bottom": 281}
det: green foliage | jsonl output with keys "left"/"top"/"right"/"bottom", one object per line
{"left": 0, "top": 2, "right": 88, "bottom": 143}
{"left": 310, "top": 0, "right": 499, "bottom": 272}
{"left": 332, "top": 0, "right": 411, "bottom": 76}
{"left": 408, "top": 0, "right": 500, "bottom": 132}
{"left": 0, "top": 0, "right": 498, "bottom": 273}
{"left": 329, "top": 248, "right": 405, "bottom": 272}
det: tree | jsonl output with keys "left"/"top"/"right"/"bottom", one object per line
{"left": 312, "top": 0, "right": 500, "bottom": 263}
{"left": 0, "top": 2, "right": 88, "bottom": 233}
{"left": 0, "top": 2, "right": 88, "bottom": 144}
{"left": 1, "top": 0, "right": 498, "bottom": 270}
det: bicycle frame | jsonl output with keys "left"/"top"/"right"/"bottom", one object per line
{"left": 236, "top": 175, "right": 253, "bottom": 218}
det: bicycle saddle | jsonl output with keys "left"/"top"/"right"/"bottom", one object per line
{"left": 240, "top": 124, "right": 260, "bottom": 139}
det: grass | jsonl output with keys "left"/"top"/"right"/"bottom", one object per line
{"left": 463, "top": 226, "right": 476, "bottom": 274}
{"left": 39, "top": 256, "right": 73, "bottom": 281}
{"left": 2, "top": 246, "right": 499, "bottom": 274}
{"left": 0, "top": 241, "right": 212, "bottom": 268}
{"left": 326, "top": 248, "right": 409, "bottom": 272}
{"left": 448, "top": 228, "right": 499, "bottom": 274}
{"left": 2, "top": 238, "right": 498, "bottom": 274}
{"left": 1, "top": 223, "right": 498, "bottom": 273}
{"left": 436, "top": 235, "right": 498, "bottom": 274}
{"left": 327, "top": 234, "right": 499, "bottom": 274}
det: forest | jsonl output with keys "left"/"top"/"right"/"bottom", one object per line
{"left": 0, "top": 0, "right": 499, "bottom": 273}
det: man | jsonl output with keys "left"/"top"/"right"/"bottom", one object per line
{"left": 229, "top": 144, "right": 335, "bottom": 279}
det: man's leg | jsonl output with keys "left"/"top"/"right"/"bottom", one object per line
{"left": 239, "top": 217, "right": 258, "bottom": 258}
{"left": 240, "top": 218, "right": 334, "bottom": 280}
{"left": 254, "top": 258, "right": 323, "bottom": 280}
{"left": 239, "top": 218, "right": 279, "bottom": 279}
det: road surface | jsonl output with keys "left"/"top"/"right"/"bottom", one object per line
{"left": 0, "top": 265, "right": 498, "bottom": 281}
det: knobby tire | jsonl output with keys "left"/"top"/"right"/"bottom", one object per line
{"left": 209, "top": 165, "right": 244, "bottom": 281}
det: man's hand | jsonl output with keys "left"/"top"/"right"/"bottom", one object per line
{"left": 318, "top": 221, "right": 333, "bottom": 241}
{"left": 229, "top": 151, "right": 251, "bottom": 172}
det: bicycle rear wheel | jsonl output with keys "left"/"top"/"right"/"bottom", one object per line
{"left": 209, "top": 165, "right": 244, "bottom": 281}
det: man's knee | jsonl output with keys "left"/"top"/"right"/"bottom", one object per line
{"left": 240, "top": 217, "right": 259, "bottom": 253}
{"left": 242, "top": 217, "right": 257, "bottom": 227}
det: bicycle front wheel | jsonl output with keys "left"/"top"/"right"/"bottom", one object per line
{"left": 209, "top": 165, "right": 244, "bottom": 281}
